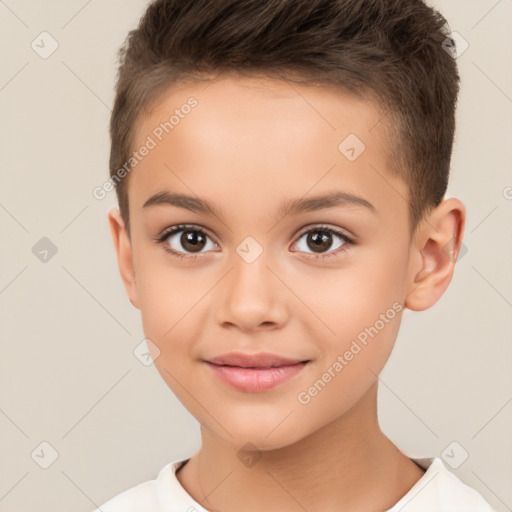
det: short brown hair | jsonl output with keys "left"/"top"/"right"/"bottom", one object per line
{"left": 109, "top": 0, "right": 460, "bottom": 237}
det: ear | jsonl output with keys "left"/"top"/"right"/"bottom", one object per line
{"left": 107, "top": 207, "right": 140, "bottom": 310}
{"left": 405, "top": 197, "right": 466, "bottom": 311}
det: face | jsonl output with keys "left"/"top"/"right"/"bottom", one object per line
{"left": 116, "top": 75, "right": 418, "bottom": 450}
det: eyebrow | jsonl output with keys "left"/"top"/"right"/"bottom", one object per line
{"left": 142, "top": 190, "right": 376, "bottom": 218}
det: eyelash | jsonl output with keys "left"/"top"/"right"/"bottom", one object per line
{"left": 154, "top": 224, "right": 354, "bottom": 261}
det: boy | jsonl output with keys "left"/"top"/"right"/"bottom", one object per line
{"left": 95, "top": 0, "right": 496, "bottom": 510}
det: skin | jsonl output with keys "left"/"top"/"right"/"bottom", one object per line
{"left": 108, "top": 74, "right": 465, "bottom": 512}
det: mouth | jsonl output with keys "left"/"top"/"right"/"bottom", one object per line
{"left": 203, "top": 353, "right": 310, "bottom": 392}
{"left": 205, "top": 352, "right": 309, "bottom": 368}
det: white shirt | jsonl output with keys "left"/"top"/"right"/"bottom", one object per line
{"left": 92, "top": 456, "right": 496, "bottom": 511}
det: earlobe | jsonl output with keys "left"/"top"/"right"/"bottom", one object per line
{"left": 107, "top": 207, "right": 140, "bottom": 310}
{"left": 405, "top": 198, "right": 466, "bottom": 312}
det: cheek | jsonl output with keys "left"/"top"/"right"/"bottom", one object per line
{"left": 296, "top": 251, "right": 406, "bottom": 337}
{"left": 294, "top": 252, "right": 407, "bottom": 383}
{"left": 134, "top": 254, "right": 208, "bottom": 342}
{"left": 291, "top": 286, "right": 404, "bottom": 434}
{"left": 134, "top": 264, "right": 216, "bottom": 402}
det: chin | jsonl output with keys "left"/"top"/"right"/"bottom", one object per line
{"left": 208, "top": 418, "right": 310, "bottom": 453}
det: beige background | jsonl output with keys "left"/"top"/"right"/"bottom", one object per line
{"left": 0, "top": 1, "right": 511, "bottom": 511}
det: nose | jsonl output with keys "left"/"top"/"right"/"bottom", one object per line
{"left": 215, "top": 252, "right": 288, "bottom": 333}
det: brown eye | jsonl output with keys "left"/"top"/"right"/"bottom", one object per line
{"left": 179, "top": 230, "right": 207, "bottom": 253}
{"left": 306, "top": 231, "right": 334, "bottom": 253}
{"left": 293, "top": 225, "right": 352, "bottom": 258}
{"left": 160, "top": 225, "right": 218, "bottom": 257}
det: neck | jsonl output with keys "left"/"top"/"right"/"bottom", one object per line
{"left": 176, "top": 381, "right": 425, "bottom": 512}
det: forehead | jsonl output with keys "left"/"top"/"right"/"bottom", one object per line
{"left": 128, "top": 75, "right": 405, "bottom": 223}
{"left": 135, "top": 74, "right": 385, "bottom": 148}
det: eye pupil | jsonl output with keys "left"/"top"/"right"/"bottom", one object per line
{"left": 308, "top": 231, "right": 332, "bottom": 253}
{"left": 182, "top": 230, "right": 206, "bottom": 252}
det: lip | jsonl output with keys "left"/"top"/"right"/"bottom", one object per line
{"left": 204, "top": 352, "right": 310, "bottom": 393}
{"left": 206, "top": 352, "right": 307, "bottom": 368}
